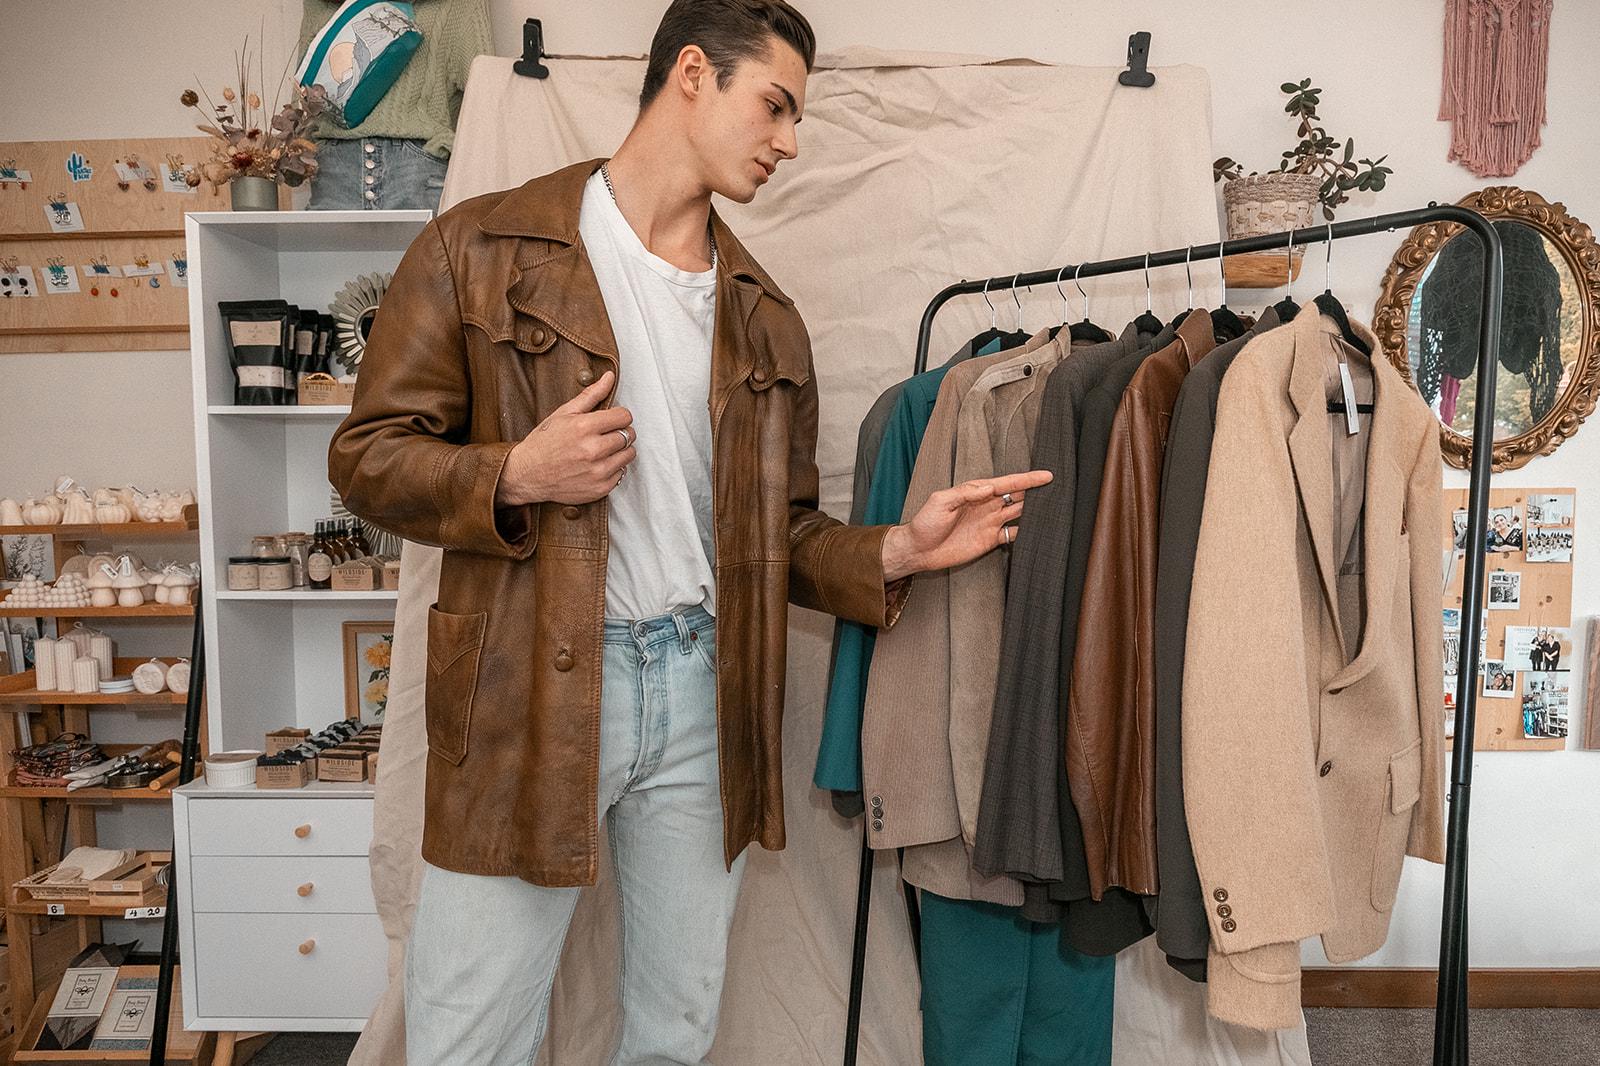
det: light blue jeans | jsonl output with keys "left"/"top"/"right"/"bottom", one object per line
{"left": 404, "top": 606, "right": 745, "bottom": 1066}
{"left": 307, "top": 136, "right": 446, "bottom": 211}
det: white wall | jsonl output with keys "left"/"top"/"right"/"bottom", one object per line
{"left": 3, "top": 0, "right": 1597, "bottom": 969}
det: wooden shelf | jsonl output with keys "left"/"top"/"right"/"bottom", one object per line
{"left": 0, "top": 783, "right": 175, "bottom": 802}
{"left": 216, "top": 589, "right": 396, "bottom": 601}
{"left": 0, "top": 503, "right": 198, "bottom": 538}
{"left": 0, "top": 657, "right": 188, "bottom": 705}
{"left": 1222, "top": 251, "right": 1305, "bottom": 289}
{"left": 0, "top": 602, "right": 194, "bottom": 618}
{"left": 6, "top": 897, "right": 165, "bottom": 917}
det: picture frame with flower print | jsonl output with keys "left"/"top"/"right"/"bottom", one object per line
{"left": 343, "top": 620, "right": 393, "bottom": 723}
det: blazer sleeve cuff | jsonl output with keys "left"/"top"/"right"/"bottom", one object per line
{"left": 1205, "top": 941, "right": 1304, "bottom": 1031}
{"left": 435, "top": 440, "right": 539, "bottom": 560}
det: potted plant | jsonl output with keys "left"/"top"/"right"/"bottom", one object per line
{"left": 180, "top": 35, "right": 327, "bottom": 211}
{"left": 1214, "top": 79, "right": 1393, "bottom": 238}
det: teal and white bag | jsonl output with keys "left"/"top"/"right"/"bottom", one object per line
{"left": 296, "top": 0, "right": 423, "bottom": 128}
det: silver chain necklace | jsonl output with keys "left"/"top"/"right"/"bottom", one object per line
{"left": 601, "top": 162, "right": 717, "bottom": 269}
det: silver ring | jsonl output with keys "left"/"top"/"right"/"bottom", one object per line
{"left": 616, "top": 428, "right": 631, "bottom": 449}
{"left": 1005, "top": 526, "right": 1014, "bottom": 545}
{"left": 1001, "top": 492, "right": 1014, "bottom": 506}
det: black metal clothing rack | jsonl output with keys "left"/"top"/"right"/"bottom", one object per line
{"left": 843, "top": 205, "right": 1504, "bottom": 1066}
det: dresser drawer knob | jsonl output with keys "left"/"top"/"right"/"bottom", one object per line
{"left": 294, "top": 824, "right": 312, "bottom": 839}
{"left": 298, "top": 938, "right": 316, "bottom": 955}
{"left": 297, "top": 883, "right": 315, "bottom": 897}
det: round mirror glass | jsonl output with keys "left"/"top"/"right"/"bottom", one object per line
{"left": 1405, "top": 220, "right": 1581, "bottom": 441}
{"left": 358, "top": 306, "right": 379, "bottom": 342}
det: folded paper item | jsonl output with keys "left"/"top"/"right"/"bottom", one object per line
{"left": 45, "top": 847, "right": 136, "bottom": 884}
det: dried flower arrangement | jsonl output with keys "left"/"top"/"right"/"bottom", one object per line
{"left": 180, "top": 32, "right": 328, "bottom": 190}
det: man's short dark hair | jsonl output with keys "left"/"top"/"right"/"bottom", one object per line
{"left": 640, "top": 0, "right": 816, "bottom": 110}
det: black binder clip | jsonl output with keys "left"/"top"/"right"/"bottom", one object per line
{"left": 514, "top": 18, "right": 550, "bottom": 79}
{"left": 1119, "top": 31, "right": 1155, "bottom": 88}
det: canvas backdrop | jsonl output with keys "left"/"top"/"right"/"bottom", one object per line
{"left": 348, "top": 49, "right": 1311, "bottom": 1066}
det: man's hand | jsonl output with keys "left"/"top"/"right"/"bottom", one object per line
{"left": 881, "top": 470, "right": 1053, "bottom": 582}
{"left": 496, "top": 370, "right": 637, "bottom": 507}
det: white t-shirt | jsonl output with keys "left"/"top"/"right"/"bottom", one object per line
{"left": 577, "top": 170, "right": 718, "bottom": 621}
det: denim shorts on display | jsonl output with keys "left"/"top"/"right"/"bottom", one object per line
{"left": 308, "top": 137, "right": 446, "bottom": 211}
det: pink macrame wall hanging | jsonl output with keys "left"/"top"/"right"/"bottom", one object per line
{"left": 1439, "top": 0, "right": 1555, "bottom": 177}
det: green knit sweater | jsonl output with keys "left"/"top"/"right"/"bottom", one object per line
{"left": 296, "top": 0, "right": 490, "bottom": 160}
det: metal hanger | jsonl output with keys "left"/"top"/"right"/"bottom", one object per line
{"left": 1211, "top": 236, "right": 1248, "bottom": 341}
{"left": 1314, "top": 221, "right": 1371, "bottom": 357}
{"left": 1069, "top": 262, "right": 1113, "bottom": 343}
{"left": 1132, "top": 252, "right": 1164, "bottom": 335}
{"left": 1270, "top": 228, "right": 1302, "bottom": 321}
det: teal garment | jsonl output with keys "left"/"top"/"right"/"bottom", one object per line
{"left": 920, "top": 892, "right": 1115, "bottom": 1066}
{"left": 813, "top": 338, "right": 1003, "bottom": 793}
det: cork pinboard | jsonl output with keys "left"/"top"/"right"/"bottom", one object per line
{"left": 0, "top": 136, "right": 250, "bottom": 353}
{"left": 1442, "top": 486, "right": 1576, "bottom": 751}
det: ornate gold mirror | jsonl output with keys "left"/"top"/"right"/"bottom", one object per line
{"left": 1374, "top": 187, "right": 1600, "bottom": 470}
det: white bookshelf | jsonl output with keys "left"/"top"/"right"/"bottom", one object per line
{"left": 186, "top": 209, "right": 430, "bottom": 752}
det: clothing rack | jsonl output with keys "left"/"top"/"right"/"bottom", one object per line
{"left": 842, "top": 204, "right": 1504, "bottom": 1066}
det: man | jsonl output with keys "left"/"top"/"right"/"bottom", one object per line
{"left": 328, "top": 2, "right": 1047, "bottom": 1062}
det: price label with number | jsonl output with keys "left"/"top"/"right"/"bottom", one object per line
{"left": 124, "top": 906, "right": 166, "bottom": 919}
{"left": 46, "top": 903, "right": 66, "bottom": 916}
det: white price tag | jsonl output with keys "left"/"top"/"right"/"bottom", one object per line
{"left": 124, "top": 906, "right": 166, "bottom": 919}
{"left": 1338, "top": 361, "right": 1360, "bottom": 436}
{"left": 46, "top": 903, "right": 66, "bottom": 915}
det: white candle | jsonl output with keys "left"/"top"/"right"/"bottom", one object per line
{"left": 89, "top": 634, "right": 115, "bottom": 681}
{"left": 72, "top": 656, "right": 100, "bottom": 695}
{"left": 34, "top": 637, "right": 58, "bottom": 690}
{"left": 53, "top": 641, "right": 78, "bottom": 693}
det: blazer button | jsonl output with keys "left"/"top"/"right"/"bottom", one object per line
{"left": 1213, "top": 888, "right": 1229, "bottom": 902}
{"left": 751, "top": 367, "right": 767, "bottom": 384}
{"left": 871, "top": 819, "right": 883, "bottom": 831}
{"left": 1217, "top": 904, "right": 1233, "bottom": 918}
{"left": 1221, "top": 919, "right": 1238, "bottom": 934}
{"left": 577, "top": 367, "right": 595, "bottom": 386}
{"left": 1320, "top": 761, "right": 1333, "bottom": 777}
{"left": 554, "top": 650, "right": 574, "bottom": 672}
{"left": 562, "top": 506, "right": 580, "bottom": 520}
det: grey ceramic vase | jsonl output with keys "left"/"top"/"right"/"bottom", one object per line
{"left": 230, "top": 176, "right": 279, "bottom": 211}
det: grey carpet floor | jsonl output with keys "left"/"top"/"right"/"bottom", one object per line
{"left": 246, "top": 1008, "right": 1600, "bottom": 1064}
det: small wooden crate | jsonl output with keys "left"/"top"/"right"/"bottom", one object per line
{"left": 12, "top": 966, "right": 209, "bottom": 1063}
{"left": 11, "top": 852, "right": 170, "bottom": 909}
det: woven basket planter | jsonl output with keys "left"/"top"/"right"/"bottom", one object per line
{"left": 1222, "top": 172, "right": 1324, "bottom": 238}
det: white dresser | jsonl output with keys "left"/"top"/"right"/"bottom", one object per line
{"left": 172, "top": 780, "right": 387, "bottom": 1031}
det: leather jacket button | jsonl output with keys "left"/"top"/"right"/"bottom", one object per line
{"left": 577, "top": 367, "right": 595, "bottom": 386}
{"left": 1213, "top": 888, "right": 1229, "bottom": 902}
{"left": 531, "top": 327, "right": 548, "bottom": 348}
{"left": 1221, "top": 919, "right": 1238, "bottom": 934}
{"left": 751, "top": 367, "right": 767, "bottom": 384}
{"left": 562, "top": 506, "right": 580, "bottom": 520}
{"left": 554, "top": 650, "right": 574, "bottom": 672}
{"left": 1320, "top": 761, "right": 1333, "bottom": 777}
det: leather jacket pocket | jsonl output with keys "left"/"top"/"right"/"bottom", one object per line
{"left": 1370, "top": 736, "right": 1423, "bottom": 909}
{"left": 424, "top": 604, "right": 487, "bottom": 766}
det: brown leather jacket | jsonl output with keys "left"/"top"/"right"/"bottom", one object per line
{"left": 329, "top": 159, "right": 907, "bottom": 887}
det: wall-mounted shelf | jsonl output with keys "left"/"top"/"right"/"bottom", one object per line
{"left": 214, "top": 589, "right": 397, "bottom": 602}
{"left": 207, "top": 405, "right": 352, "bottom": 417}
{"left": 0, "top": 657, "right": 188, "bottom": 705}
{"left": 0, "top": 506, "right": 198, "bottom": 539}
{"left": 0, "top": 602, "right": 194, "bottom": 618}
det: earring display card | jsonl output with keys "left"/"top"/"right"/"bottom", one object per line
{"left": 0, "top": 135, "right": 226, "bottom": 353}
{"left": 1442, "top": 486, "right": 1577, "bottom": 751}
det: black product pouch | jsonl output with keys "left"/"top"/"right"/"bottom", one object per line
{"left": 320, "top": 311, "right": 343, "bottom": 376}
{"left": 294, "top": 308, "right": 323, "bottom": 391}
{"left": 219, "top": 299, "right": 293, "bottom": 405}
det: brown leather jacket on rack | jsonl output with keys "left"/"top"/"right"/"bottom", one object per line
{"left": 329, "top": 159, "right": 907, "bottom": 887}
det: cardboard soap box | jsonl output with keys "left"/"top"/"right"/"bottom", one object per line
{"left": 265, "top": 727, "right": 311, "bottom": 755}
{"left": 317, "top": 747, "right": 369, "bottom": 782}
{"left": 331, "top": 559, "right": 380, "bottom": 591}
{"left": 256, "top": 760, "right": 313, "bottom": 789}
{"left": 298, "top": 372, "right": 357, "bottom": 405}
{"left": 381, "top": 557, "right": 401, "bottom": 590}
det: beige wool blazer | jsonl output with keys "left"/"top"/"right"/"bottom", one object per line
{"left": 1183, "top": 309, "right": 1446, "bottom": 1030}
{"left": 860, "top": 328, "right": 1056, "bottom": 905}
